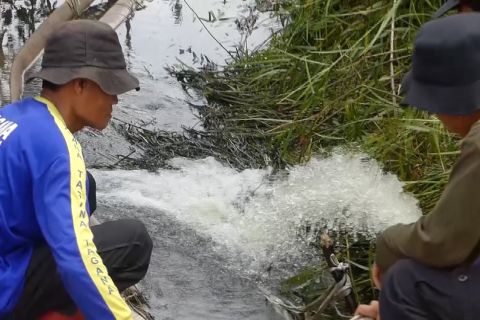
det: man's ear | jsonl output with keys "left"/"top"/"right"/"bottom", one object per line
{"left": 72, "top": 78, "right": 88, "bottom": 94}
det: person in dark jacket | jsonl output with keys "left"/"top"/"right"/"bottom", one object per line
{"left": 355, "top": 10, "right": 480, "bottom": 320}
{"left": 0, "top": 20, "right": 152, "bottom": 319}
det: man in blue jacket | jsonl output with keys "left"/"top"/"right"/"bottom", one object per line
{"left": 0, "top": 20, "right": 152, "bottom": 319}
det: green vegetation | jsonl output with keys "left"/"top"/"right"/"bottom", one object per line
{"left": 171, "top": 0, "right": 460, "bottom": 213}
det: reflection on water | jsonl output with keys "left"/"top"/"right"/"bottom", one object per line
{"left": 0, "top": 0, "right": 49, "bottom": 102}
{"left": 171, "top": 0, "right": 182, "bottom": 24}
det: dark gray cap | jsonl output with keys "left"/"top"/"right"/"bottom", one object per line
{"left": 401, "top": 13, "right": 480, "bottom": 115}
{"left": 29, "top": 19, "right": 139, "bottom": 95}
{"left": 432, "top": 0, "right": 460, "bottom": 18}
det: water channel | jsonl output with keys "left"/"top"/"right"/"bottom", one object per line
{"left": 0, "top": 1, "right": 421, "bottom": 319}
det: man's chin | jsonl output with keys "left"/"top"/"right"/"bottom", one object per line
{"left": 89, "top": 122, "right": 109, "bottom": 131}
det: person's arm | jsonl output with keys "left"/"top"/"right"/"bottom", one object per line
{"left": 33, "top": 154, "right": 132, "bottom": 320}
{"left": 376, "top": 124, "right": 480, "bottom": 272}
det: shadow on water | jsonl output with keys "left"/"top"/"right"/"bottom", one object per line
{"left": 0, "top": 0, "right": 290, "bottom": 319}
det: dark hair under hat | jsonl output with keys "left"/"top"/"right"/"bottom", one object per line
{"left": 28, "top": 19, "right": 139, "bottom": 95}
{"left": 401, "top": 12, "right": 480, "bottom": 115}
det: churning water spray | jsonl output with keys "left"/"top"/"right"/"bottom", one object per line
{"left": 94, "top": 152, "right": 420, "bottom": 273}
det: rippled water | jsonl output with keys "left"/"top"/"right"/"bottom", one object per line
{"left": 92, "top": 153, "right": 420, "bottom": 319}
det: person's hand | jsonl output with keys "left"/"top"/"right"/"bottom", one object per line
{"left": 354, "top": 300, "right": 380, "bottom": 320}
{"left": 353, "top": 264, "right": 382, "bottom": 319}
{"left": 371, "top": 263, "right": 382, "bottom": 289}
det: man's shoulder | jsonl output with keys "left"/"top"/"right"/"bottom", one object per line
{"left": 1, "top": 97, "right": 56, "bottom": 129}
{"left": 0, "top": 98, "right": 70, "bottom": 157}
{"left": 469, "top": 120, "right": 480, "bottom": 135}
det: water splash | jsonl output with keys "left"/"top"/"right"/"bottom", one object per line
{"left": 93, "top": 152, "right": 420, "bottom": 272}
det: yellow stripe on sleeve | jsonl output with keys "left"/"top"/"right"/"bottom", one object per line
{"left": 36, "top": 96, "right": 132, "bottom": 320}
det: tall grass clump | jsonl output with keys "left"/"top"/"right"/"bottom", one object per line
{"left": 173, "top": 0, "right": 461, "bottom": 212}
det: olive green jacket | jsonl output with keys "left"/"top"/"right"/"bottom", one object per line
{"left": 376, "top": 120, "right": 480, "bottom": 272}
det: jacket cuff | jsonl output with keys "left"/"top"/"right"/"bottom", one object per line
{"left": 375, "top": 232, "right": 402, "bottom": 272}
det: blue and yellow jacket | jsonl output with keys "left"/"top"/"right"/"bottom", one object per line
{"left": 0, "top": 97, "right": 132, "bottom": 319}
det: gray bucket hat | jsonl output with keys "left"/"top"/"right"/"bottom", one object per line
{"left": 401, "top": 13, "right": 480, "bottom": 115}
{"left": 28, "top": 19, "right": 139, "bottom": 95}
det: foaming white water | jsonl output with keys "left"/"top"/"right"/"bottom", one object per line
{"left": 93, "top": 153, "right": 420, "bottom": 270}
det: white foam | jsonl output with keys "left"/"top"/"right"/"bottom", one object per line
{"left": 93, "top": 152, "right": 420, "bottom": 270}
